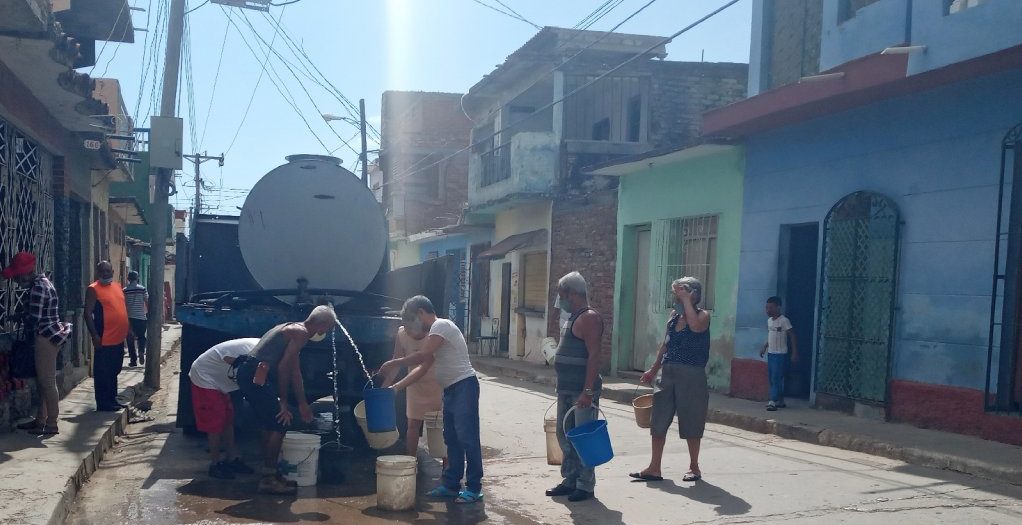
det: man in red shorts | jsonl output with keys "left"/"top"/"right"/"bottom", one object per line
{"left": 188, "top": 338, "right": 260, "bottom": 479}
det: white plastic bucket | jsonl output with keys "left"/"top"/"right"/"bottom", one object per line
{"left": 376, "top": 455, "right": 417, "bottom": 511}
{"left": 543, "top": 402, "right": 563, "bottom": 466}
{"left": 280, "top": 432, "right": 321, "bottom": 487}
{"left": 355, "top": 400, "right": 399, "bottom": 450}
{"left": 423, "top": 411, "right": 446, "bottom": 458}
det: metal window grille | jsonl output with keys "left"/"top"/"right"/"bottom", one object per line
{"left": 481, "top": 143, "right": 511, "bottom": 187}
{"left": 0, "top": 119, "right": 55, "bottom": 333}
{"left": 654, "top": 215, "right": 718, "bottom": 312}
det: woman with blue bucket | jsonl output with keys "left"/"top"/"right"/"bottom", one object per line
{"left": 631, "top": 277, "right": 711, "bottom": 484}
{"left": 546, "top": 271, "right": 607, "bottom": 503}
{"left": 233, "top": 305, "right": 338, "bottom": 495}
{"left": 379, "top": 296, "right": 483, "bottom": 504}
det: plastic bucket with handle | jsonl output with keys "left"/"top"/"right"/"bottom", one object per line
{"left": 279, "top": 432, "right": 321, "bottom": 487}
{"left": 363, "top": 380, "right": 397, "bottom": 432}
{"left": 632, "top": 385, "right": 654, "bottom": 429}
{"left": 355, "top": 400, "right": 399, "bottom": 450}
{"left": 423, "top": 410, "right": 446, "bottom": 458}
{"left": 543, "top": 401, "right": 563, "bottom": 465}
{"left": 564, "top": 406, "right": 614, "bottom": 468}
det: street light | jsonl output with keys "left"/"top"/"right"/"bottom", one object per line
{"left": 322, "top": 113, "right": 359, "bottom": 125}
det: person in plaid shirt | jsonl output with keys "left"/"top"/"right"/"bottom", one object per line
{"left": 2, "top": 252, "right": 71, "bottom": 436}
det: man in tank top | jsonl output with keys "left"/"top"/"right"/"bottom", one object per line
{"left": 546, "top": 271, "right": 604, "bottom": 503}
{"left": 233, "top": 305, "right": 337, "bottom": 495}
{"left": 84, "top": 261, "right": 130, "bottom": 412}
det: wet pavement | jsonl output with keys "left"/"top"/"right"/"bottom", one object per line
{"left": 67, "top": 356, "right": 1022, "bottom": 524}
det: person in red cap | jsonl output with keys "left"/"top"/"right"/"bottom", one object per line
{"left": 2, "top": 252, "right": 72, "bottom": 435}
{"left": 85, "top": 261, "right": 130, "bottom": 412}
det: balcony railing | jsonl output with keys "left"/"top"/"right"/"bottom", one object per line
{"left": 481, "top": 143, "right": 511, "bottom": 187}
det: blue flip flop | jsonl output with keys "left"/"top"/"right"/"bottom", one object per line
{"left": 427, "top": 485, "right": 460, "bottom": 498}
{"left": 455, "top": 490, "right": 484, "bottom": 504}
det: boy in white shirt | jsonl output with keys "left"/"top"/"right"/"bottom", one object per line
{"left": 759, "top": 296, "right": 798, "bottom": 411}
{"left": 380, "top": 295, "right": 483, "bottom": 504}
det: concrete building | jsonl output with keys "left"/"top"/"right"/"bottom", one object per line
{"left": 464, "top": 27, "right": 747, "bottom": 367}
{"left": 713, "top": 0, "right": 1022, "bottom": 444}
{"left": 589, "top": 145, "right": 744, "bottom": 390}
{"left": 0, "top": 0, "right": 136, "bottom": 430}
{"left": 379, "top": 91, "right": 485, "bottom": 332}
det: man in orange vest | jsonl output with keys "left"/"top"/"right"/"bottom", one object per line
{"left": 85, "top": 261, "right": 130, "bottom": 412}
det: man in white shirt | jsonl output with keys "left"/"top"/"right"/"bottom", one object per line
{"left": 189, "top": 338, "right": 260, "bottom": 479}
{"left": 379, "top": 295, "right": 483, "bottom": 504}
{"left": 760, "top": 296, "right": 798, "bottom": 411}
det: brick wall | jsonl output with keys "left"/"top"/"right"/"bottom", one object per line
{"left": 381, "top": 92, "right": 473, "bottom": 238}
{"left": 649, "top": 61, "right": 750, "bottom": 147}
{"left": 766, "top": 0, "right": 823, "bottom": 90}
{"left": 546, "top": 189, "right": 618, "bottom": 373}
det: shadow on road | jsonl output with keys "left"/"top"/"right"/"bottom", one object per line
{"left": 553, "top": 497, "right": 624, "bottom": 525}
{"left": 650, "top": 479, "right": 752, "bottom": 516}
{"left": 217, "top": 496, "right": 330, "bottom": 523}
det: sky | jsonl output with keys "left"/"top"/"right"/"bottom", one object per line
{"left": 96, "top": 0, "right": 752, "bottom": 215}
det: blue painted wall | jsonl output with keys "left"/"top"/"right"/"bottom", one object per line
{"left": 419, "top": 230, "right": 493, "bottom": 331}
{"left": 735, "top": 67, "right": 1022, "bottom": 392}
{"left": 820, "top": 0, "right": 1022, "bottom": 75}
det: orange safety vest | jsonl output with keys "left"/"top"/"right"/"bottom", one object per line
{"left": 90, "top": 281, "right": 129, "bottom": 346}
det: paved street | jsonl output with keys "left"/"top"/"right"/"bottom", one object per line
{"left": 68, "top": 358, "right": 1022, "bottom": 524}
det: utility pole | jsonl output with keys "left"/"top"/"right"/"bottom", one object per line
{"left": 359, "top": 98, "right": 369, "bottom": 188}
{"left": 145, "top": 0, "right": 185, "bottom": 389}
{"left": 183, "top": 152, "right": 224, "bottom": 300}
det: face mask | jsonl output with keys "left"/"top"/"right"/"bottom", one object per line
{"left": 100, "top": 277, "right": 113, "bottom": 285}
{"left": 309, "top": 331, "right": 328, "bottom": 343}
{"left": 557, "top": 297, "right": 572, "bottom": 313}
{"left": 406, "top": 319, "right": 425, "bottom": 334}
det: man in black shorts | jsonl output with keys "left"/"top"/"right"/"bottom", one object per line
{"left": 235, "top": 305, "right": 337, "bottom": 494}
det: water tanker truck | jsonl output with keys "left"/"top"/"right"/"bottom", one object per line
{"left": 175, "top": 154, "right": 453, "bottom": 446}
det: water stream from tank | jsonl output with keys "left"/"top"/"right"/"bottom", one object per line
{"left": 337, "top": 319, "right": 374, "bottom": 388}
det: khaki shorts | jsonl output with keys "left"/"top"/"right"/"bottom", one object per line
{"left": 650, "top": 363, "right": 709, "bottom": 439}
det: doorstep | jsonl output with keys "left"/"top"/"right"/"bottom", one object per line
{"left": 471, "top": 355, "right": 1022, "bottom": 486}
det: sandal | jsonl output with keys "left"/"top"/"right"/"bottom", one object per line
{"left": 31, "top": 425, "right": 59, "bottom": 436}
{"left": 682, "top": 471, "right": 702, "bottom": 482}
{"left": 629, "top": 472, "right": 664, "bottom": 482}
{"left": 455, "top": 490, "right": 484, "bottom": 504}
{"left": 427, "top": 486, "right": 460, "bottom": 498}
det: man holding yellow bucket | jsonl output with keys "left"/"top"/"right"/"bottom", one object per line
{"left": 545, "top": 272, "right": 604, "bottom": 503}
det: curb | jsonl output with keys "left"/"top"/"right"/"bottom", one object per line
{"left": 473, "top": 358, "right": 1022, "bottom": 486}
{"left": 47, "top": 332, "right": 180, "bottom": 525}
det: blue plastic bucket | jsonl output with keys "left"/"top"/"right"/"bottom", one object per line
{"left": 363, "top": 382, "right": 397, "bottom": 433}
{"left": 564, "top": 407, "right": 614, "bottom": 468}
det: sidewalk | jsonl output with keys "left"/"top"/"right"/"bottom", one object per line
{"left": 471, "top": 355, "right": 1022, "bottom": 486}
{"left": 0, "top": 325, "right": 180, "bottom": 525}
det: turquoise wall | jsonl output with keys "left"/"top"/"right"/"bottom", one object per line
{"left": 613, "top": 147, "right": 744, "bottom": 390}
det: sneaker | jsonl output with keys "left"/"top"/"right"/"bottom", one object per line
{"left": 16, "top": 419, "right": 43, "bottom": 431}
{"left": 227, "top": 458, "right": 255, "bottom": 475}
{"left": 209, "top": 462, "right": 236, "bottom": 480}
{"left": 568, "top": 489, "right": 594, "bottom": 502}
{"left": 777, "top": 402, "right": 787, "bottom": 409}
{"left": 766, "top": 401, "right": 777, "bottom": 412}
{"left": 129, "top": 361, "right": 137, "bottom": 368}
{"left": 139, "top": 355, "right": 145, "bottom": 366}
{"left": 276, "top": 473, "right": 298, "bottom": 488}
{"left": 258, "top": 475, "right": 297, "bottom": 495}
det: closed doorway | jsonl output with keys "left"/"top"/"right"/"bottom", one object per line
{"left": 631, "top": 227, "right": 655, "bottom": 371}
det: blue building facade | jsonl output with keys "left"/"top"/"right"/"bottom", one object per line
{"left": 720, "top": 0, "right": 1022, "bottom": 444}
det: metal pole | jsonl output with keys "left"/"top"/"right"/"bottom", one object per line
{"left": 145, "top": 0, "right": 185, "bottom": 389}
{"left": 359, "top": 98, "right": 369, "bottom": 188}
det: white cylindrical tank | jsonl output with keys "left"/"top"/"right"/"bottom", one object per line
{"left": 238, "top": 155, "right": 387, "bottom": 303}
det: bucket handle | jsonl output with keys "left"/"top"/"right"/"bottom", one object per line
{"left": 364, "top": 378, "right": 378, "bottom": 391}
{"left": 279, "top": 437, "right": 338, "bottom": 473}
{"left": 563, "top": 405, "right": 607, "bottom": 432}
{"left": 543, "top": 400, "right": 558, "bottom": 422}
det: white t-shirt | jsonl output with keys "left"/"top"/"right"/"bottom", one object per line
{"left": 767, "top": 315, "right": 793, "bottom": 354}
{"left": 428, "top": 319, "right": 476, "bottom": 389}
{"left": 189, "top": 338, "right": 260, "bottom": 392}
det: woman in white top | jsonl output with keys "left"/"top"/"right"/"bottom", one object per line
{"left": 383, "top": 325, "right": 444, "bottom": 459}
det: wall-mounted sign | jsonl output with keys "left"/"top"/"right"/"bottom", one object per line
{"left": 83, "top": 139, "right": 103, "bottom": 150}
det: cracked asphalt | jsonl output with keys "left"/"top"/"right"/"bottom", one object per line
{"left": 67, "top": 356, "right": 1022, "bottom": 524}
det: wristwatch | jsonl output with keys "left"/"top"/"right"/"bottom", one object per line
{"left": 583, "top": 388, "right": 595, "bottom": 396}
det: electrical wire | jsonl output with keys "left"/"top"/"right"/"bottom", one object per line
{"left": 223, "top": 5, "right": 284, "bottom": 154}
{"left": 221, "top": 6, "right": 331, "bottom": 153}
{"left": 89, "top": 0, "right": 129, "bottom": 76}
{"left": 493, "top": 0, "right": 540, "bottom": 28}
{"left": 131, "top": 0, "right": 156, "bottom": 126}
{"left": 471, "top": 0, "right": 541, "bottom": 30}
{"left": 382, "top": 0, "right": 741, "bottom": 189}
{"left": 236, "top": 10, "right": 360, "bottom": 156}
{"left": 199, "top": 20, "right": 230, "bottom": 150}
{"left": 185, "top": 0, "right": 208, "bottom": 14}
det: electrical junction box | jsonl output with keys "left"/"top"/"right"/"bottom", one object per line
{"left": 149, "top": 116, "right": 183, "bottom": 170}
